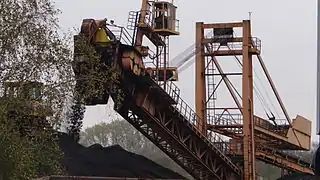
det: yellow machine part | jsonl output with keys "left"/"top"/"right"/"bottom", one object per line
{"left": 95, "top": 28, "right": 110, "bottom": 45}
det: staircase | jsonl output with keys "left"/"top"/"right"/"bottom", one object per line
{"left": 206, "top": 58, "right": 216, "bottom": 125}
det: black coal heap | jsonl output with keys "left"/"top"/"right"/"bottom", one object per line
{"left": 59, "top": 132, "right": 320, "bottom": 179}
{"left": 58, "top": 132, "right": 184, "bottom": 179}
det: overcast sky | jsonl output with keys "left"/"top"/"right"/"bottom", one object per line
{"left": 54, "top": 0, "right": 317, "bottom": 141}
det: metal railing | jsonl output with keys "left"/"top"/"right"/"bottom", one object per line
{"left": 136, "top": 10, "right": 154, "bottom": 28}
{"left": 251, "top": 37, "right": 261, "bottom": 51}
{"left": 254, "top": 116, "right": 289, "bottom": 135}
{"left": 107, "top": 24, "right": 134, "bottom": 45}
{"left": 208, "top": 113, "right": 290, "bottom": 136}
{"left": 132, "top": 10, "right": 180, "bottom": 33}
{"left": 213, "top": 113, "right": 243, "bottom": 126}
{"left": 174, "top": 19, "right": 180, "bottom": 33}
{"left": 159, "top": 80, "right": 239, "bottom": 167}
{"left": 127, "top": 11, "right": 138, "bottom": 31}
{"left": 206, "top": 37, "right": 262, "bottom": 53}
{"left": 159, "top": 80, "right": 180, "bottom": 103}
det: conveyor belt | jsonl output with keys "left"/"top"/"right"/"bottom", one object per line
{"left": 110, "top": 74, "right": 242, "bottom": 180}
{"left": 225, "top": 142, "right": 313, "bottom": 174}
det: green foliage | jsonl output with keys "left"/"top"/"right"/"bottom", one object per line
{"left": 0, "top": 96, "right": 65, "bottom": 179}
{"left": 66, "top": 102, "right": 86, "bottom": 142}
{"left": 80, "top": 120, "right": 146, "bottom": 151}
{"left": 0, "top": 0, "right": 75, "bottom": 178}
{"left": 73, "top": 34, "right": 124, "bottom": 107}
{"left": 70, "top": 33, "right": 126, "bottom": 141}
{"left": 32, "top": 131, "right": 64, "bottom": 177}
{"left": 0, "top": 0, "right": 129, "bottom": 178}
{"left": 0, "top": 119, "right": 36, "bottom": 180}
{"left": 0, "top": 0, "right": 75, "bottom": 126}
{"left": 0, "top": 112, "right": 64, "bottom": 180}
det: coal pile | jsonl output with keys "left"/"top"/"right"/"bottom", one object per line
{"left": 58, "top": 133, "right": 184, "bottom": 179}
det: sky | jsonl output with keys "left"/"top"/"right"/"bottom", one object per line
{"left": 53, "top": 0, "right": 317, "bottom": 141}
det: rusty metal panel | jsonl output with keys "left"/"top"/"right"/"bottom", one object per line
{"left": 286, "top": 128, "right": 311, "bottom": 150}
{"left": 122, "top": 51, "right": 142, "bottom": 71}
{"left": 135, "top": 92, "right": 155, "bottom": 116}
{"left": 284, "top": 116, "right": 311, "bottom": 150}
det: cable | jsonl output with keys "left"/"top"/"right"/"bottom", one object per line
{"left": 228, "top": 43, "right": 270, "bottom": 112}
{"left": 231, "top": 31, "right": 281, "bottom": 118}
{"left": 254, "top": 63, "right": 281, "bottom": 118}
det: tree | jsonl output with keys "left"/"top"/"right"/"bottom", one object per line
{"left": 80, "top": 120, "right": 146, "bottom": 152}
{"left": 0, "top": 115, "right": 36, "bottom": 180}
{"left": 0, "top": 0, "right": 75, "bottom": 122}
{"left": 66, "top": 102, "right": 86, "bottom": 142}
{"left": 80, "top": 120, "right": 193, "bottom": 180}
{"left": 0, "top": 0, "right": 75, "bottom": 178}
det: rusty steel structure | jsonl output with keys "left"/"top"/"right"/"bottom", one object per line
{"left": 195, "top": 21, "right": 257, "bottom": 180}
{"left": 195, "top": 21, "right": 313, "bottom": 179}
{"left": 72, "top": 0, "right": 314, "bottom": 179}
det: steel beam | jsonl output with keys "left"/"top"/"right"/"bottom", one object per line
{"left": 204, "top": 49, "right": 260, "bottom": 56}
{"left": 202, "top": 22, "right": 243, "bottom": 29}
{"left": 195, "top": 22, "right": 207, "bottom": 134}
{"left": 202, "top": 37, "right": 244, "bottom": 44}
{"left": 242, "top": 20, "right": 255, "bottom": 180}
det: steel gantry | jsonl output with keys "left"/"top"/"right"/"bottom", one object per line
{"left": 195, "top": 21, "right": 257, "bottom": 180}
{"left": 194, "top": 21, "right": 313, "bottom": 179}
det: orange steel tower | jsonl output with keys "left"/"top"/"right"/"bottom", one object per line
{"left": 195, "top": 20, "right": 256, "bottom": 180}
{"left": 195, "top": 20, "right": 313, "bottom": 179}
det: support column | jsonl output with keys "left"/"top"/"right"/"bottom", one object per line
{"left": 135, "top": 0, "right": 149, "bottom": 47}
{"left": 195, "top": 22, "right": 206, "bottom": 134}
{"left": 163, "top": 37, "right": 167, "bottom": 90}
{"left": 242, "top": 20, "right": 256, "bottom": 180}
